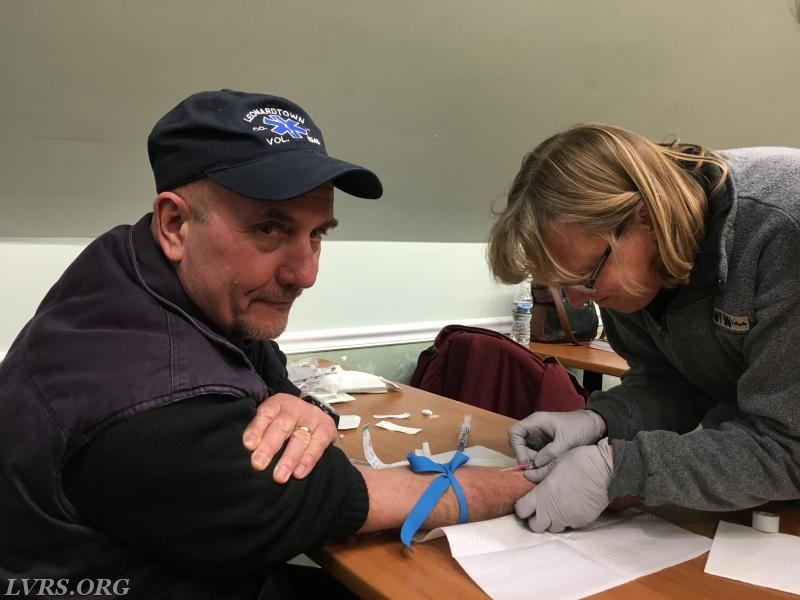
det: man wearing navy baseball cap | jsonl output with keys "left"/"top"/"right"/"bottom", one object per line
{"left": 0, "top": 90, "right": 532, "bottom": 598}
{"left": 147, "top": 89, "right": 383, "bottom": 200}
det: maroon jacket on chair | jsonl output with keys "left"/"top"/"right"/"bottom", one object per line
{"left": 410, "top": 325, "right": 587, "bottom": 420}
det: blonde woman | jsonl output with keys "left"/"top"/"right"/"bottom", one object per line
{"left": 489, "top": 123, "right": 800, "bottom": 532}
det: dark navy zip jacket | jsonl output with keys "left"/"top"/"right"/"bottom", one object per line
{"left": 0, "top": 214, "right": 366, "bottom": 598}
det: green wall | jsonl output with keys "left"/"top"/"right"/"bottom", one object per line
{"left": 3, "top": 0, "right": 800, "bottom": 240}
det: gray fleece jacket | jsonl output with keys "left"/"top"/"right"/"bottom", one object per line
{"left": 588, "top": 147, "right": 800, "bottom": 510}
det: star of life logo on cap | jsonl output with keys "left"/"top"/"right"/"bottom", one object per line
{"left": 243, "top": 106, "right": 320, "bottom": 146}
{"left": 262, "top": 115, "right": 308, "bottom": 138}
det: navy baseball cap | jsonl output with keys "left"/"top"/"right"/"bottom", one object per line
{"left": 147, "top": 89, "right": 383, "bottom": 200}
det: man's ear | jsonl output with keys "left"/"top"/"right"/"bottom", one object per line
{"left": 151, "top": 192, "right": 191, "bottom": 263}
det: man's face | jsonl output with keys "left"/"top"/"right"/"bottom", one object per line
{"left": 175, "top": 181, "right": 336, "bottom": 340}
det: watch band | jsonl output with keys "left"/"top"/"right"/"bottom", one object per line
{"left": 303, "top": 394, "right": 340, "bottom": 427}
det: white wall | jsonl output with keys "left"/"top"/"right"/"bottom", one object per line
{"left": 0, "top": 240, "right": 89, "bottom": 360}
{"left": 0, "top": 239, "right": 515, "bottom": 360}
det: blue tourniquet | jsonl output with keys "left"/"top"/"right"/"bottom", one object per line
{"left": 399, "top": 451, "right": 469, "bottom": 549}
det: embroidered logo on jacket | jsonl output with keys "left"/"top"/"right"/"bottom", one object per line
{"left": 713, "top": 308, "right": 750, "bottom": 331}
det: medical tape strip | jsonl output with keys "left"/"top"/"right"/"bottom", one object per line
{"left": 375, "top": 420, "right": 422, "bottom": 435}
{"left": 419, "top": 441, "right": 432, "bottom": 457}
{"left": 362, "top": 424, "right": 392, "bottom": 469}
{"left": 361, "top": 424, "right": 434, "bottom": 469}
{"left": 752, "top": 510, "right": 780, "bottom": 533}
{"left": 399, "top": 451, "right": 469, "bottom": 549}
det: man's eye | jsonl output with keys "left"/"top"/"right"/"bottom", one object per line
{"left": 310, "top": 228, "right": 329, "bottom": 240}
{"left": 255, "top": 223, "right": 290, "bottom": 247}
{"left": 259, "top": 223, "right": 280, "bottom": 235}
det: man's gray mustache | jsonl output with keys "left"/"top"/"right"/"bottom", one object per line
{"left": 250, "top": 289, "right": 303, "bottom": 303}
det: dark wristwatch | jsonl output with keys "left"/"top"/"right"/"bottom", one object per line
{"left": 303, "top": 394, "right": 340, "bottom": 427}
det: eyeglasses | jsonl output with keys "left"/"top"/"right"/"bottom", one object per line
{"left": 567, "top": 245, "right": 611, "bottom": 294}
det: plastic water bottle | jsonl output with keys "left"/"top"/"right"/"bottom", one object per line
{"left": 510, "top": 281, "right": 533, "bottom": 345}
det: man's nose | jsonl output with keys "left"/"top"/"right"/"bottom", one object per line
{"left": 276, "top": 242, "right": 319, "bottom": 289}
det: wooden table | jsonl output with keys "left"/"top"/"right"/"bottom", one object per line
{"left": 310, "top": 380, "right": 800, "bottom": 599}
{"left": 528, "top": 341, "right": 629, "bottom": 392}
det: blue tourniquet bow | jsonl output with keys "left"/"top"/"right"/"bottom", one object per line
{"left": 399, "top": 451, "right": 470, "bottom": 549}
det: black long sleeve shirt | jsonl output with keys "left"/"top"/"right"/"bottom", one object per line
{"left": 62, "top": 393, "right": 368, "bottom": 576}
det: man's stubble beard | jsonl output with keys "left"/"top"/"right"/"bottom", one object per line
{"left": 230, "top": 287, "right": 302, "bottom": 341}
{"left": 230, "top": 317, "right": 288, "bottom": 342}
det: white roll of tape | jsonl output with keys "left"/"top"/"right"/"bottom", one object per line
{"left": 752, "top": 510, "right": 780, "bottom": 533}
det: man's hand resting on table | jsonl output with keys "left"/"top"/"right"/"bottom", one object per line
{"left": 242, "top": 393, "right": 338, "bottom": 483}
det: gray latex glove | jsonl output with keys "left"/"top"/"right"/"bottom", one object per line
{"left": 515, "top": 438, "right": 614, "bottom": 533}
{"left": 508, "top": 409, "right": 606, "bottom": 483}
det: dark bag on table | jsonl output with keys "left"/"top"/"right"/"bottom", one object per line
{"left": 531, "top": 284, "right": 599, "bottom": 345}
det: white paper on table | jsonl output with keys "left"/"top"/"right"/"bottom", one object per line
{"left": 419, "top": 445, "right": 516, "bottom": 468}
{"left": 320, "top": 366, "right": 400, "bottom": 393}
{"left": 369, "top": 445, "right": 516, "bottom": 470}
{"left": 337, "top": 414, "right": 361, "bottom": 430}
{"left": 286, "top": 361, "right": 337, "bottom": 390}
{"left": 421, "top": 510, "right": 712, "bottom": 600}
{"left": 588, "top": 338, "right": 615, "bottom": 352}
{"left": 308, "top": 390, "right": 355, "bottom": 404}
{"left": 704, "top": 520, "right": 800, "bottom": 595}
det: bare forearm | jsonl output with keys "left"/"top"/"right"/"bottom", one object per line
{"left": 358, "top": 466, "right": 533, "bottom": 533}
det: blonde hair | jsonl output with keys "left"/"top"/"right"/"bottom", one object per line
{"left": 487, "top": 123, "right": 728, "bottom": 289}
